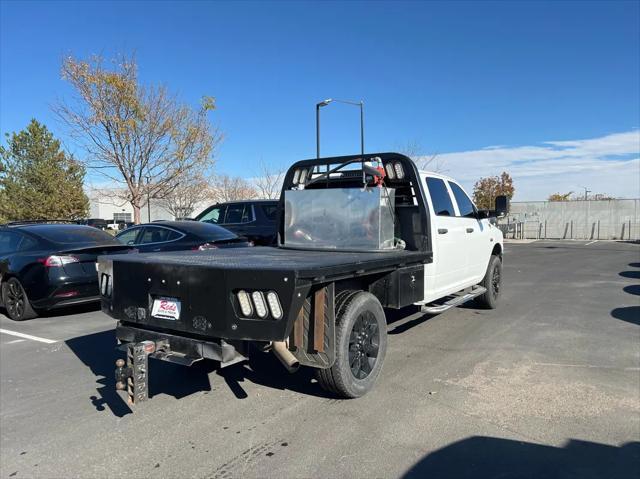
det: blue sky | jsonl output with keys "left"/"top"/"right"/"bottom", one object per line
{"left": 1, "top": 0, "right": 639, "bottom": 199}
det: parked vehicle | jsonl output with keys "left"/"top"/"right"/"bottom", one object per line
{"left": 81, "top": 218, "right": 109, "bottom": 230}
{"left": 195, "top": 199, "right": 278, "bottom": 245}
{"left": 115, "top": 220, "right": 250, "bottom": 253}
{"left": 0, "top": 221, "right": 133, "bottom": 321}
{"left": 100, "top": 153, "right": 508, "bottom": 404}
{"left": 107, "top": 221, "right": 134, "bottom": 231}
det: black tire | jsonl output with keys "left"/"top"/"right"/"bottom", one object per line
{"left": 476, "top": 255, "right": 502, "bottom": 309}
{"left": 2, "top": 278, "right": 38, "bottom": 321}
{"left": 316, "top": 290, "right": 387, "bottom": 398}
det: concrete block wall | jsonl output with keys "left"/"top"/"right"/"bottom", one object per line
{"left": 502, "top": 199, "right": 640, "bottom": 240}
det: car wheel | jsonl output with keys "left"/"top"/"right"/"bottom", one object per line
{"left": 476, "top": 255, "right": 502, "bottom": 309}
{"left": 2, "top": 278, "right": 38, "bottom": 321}
{"left": 316, "top": 291, "right": 387, "bottom": 398}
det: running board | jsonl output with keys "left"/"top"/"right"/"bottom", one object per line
{"left": 421, "top": 285, "right": 487, "bottom": 314}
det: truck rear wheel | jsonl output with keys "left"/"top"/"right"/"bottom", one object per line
{"left": 316, "top": 291, "right": 387, "bottom": 398}
{"left": 476, "top": 255, "right": 502, "bottom": 309}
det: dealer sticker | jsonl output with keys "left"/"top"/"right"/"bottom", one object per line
{"left": 151, "top": 297, "right": 181, "bottom": 320}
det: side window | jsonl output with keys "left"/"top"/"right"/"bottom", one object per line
{"left": 200, "top": 205, "right": 226, "bottom": 225}
{"left": 138, "top": 227, "right": 175, "bottom": 244}
{"left": 225, "top": 204, "right": 244, "bottom": 224}
{"left": 448, "top": 182, "right": 476, "bottom": 218}
{"left": 116, "top": 228, "right": 141, "bottom": 245}
{"left": 0, "top": 231, "right": 22, "bottom": 254}
{"left": 425, "top": 177, "right": 455, "bottom": 217}
{"left": 241, "top": 205, "right": 254, "bottom": 224}
{"left": 165, "top": 229, "right": 182, "bottom": 241}
{"left": 18, "top": 235, "right": 39, "bottom": 251}
{"left": 261, "top": 204, "right": 278, "bottom": 221}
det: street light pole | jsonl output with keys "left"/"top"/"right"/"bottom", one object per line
{"left": 315, "top": 98, "right": 364, "bottom": 159}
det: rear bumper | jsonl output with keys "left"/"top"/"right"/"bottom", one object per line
{"left": 32, "top": 280, "right": 100, "bottom": 310}
{"left": 116, "top": 323, "right": 245, "bottom": 363}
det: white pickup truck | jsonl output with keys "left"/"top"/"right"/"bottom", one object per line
{"left": 99, "top": 153, "right": 507, "bottom": 404}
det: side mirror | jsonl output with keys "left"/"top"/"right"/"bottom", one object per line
{"left": 495, "top": 195, "right": 509, "bottom": 218}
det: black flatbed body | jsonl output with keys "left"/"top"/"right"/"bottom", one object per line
{"left": 107, "top": 246, "right": 430, "bottom": 280}
{"left": 101, "top": 153, "right": 433, "bottom": 346}
{"left": 102, "top": 246, "right": 429, "bottom": 343}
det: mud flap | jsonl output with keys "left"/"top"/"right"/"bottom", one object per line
{"left": 288, "top": 283, "right": 335, "bottom": 369}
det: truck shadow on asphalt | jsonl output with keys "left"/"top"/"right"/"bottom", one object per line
{"left": 65, "top": 329, "right": 337, "bottom": 417}
{"left": 65, "top": 329, "right": 132, "bottom": 417}
{"left": 401, "top": 436, "right": 640, "bottom": 479}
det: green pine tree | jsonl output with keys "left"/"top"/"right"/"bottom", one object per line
{"left": 0, "top": 119, "right": 89, "bottom": 222}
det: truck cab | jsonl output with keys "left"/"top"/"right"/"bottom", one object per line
{"left": 421, "top": 172, "right": 503, "bottom": 303}
{"left": 100, "top": 153, "right": 506, "bottom": 405}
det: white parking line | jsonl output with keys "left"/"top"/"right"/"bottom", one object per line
{"left": 5, "top": 339, "right": 26, "bottom": 344}
{"left": 585, "top": 240, "right": 599, "bottom": 246}
{"left": 0, "top": 329, "right": 57, "bottom": 344}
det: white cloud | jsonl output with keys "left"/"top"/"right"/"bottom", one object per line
{"left": 419, "top": 130, "right": 640, "bottom": 201}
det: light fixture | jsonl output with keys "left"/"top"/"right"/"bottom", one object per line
{"left": 251, "top": 291, "right": 268, "bottom": 318}
{"left": 266, "top": 291, "right": 283, "bottom": 319}
{"left": 237, "top": 290, "right": 253, "bottom": 317}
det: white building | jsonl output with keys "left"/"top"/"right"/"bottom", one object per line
{"left": 86, "top": 187, "right": 211, "bottom": 223}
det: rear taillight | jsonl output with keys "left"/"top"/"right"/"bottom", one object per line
{"left": 194, "top": 243, "right": 218, "bottom": 251}
{"left": 39, "top": 255, "right": 79, "bottom": 267}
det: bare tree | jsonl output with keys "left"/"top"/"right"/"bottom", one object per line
{"left": 54, "top": 54, "right": 222, "bottom": 223}
{"left": 253, "top": 159, "right": 285, "bottom": 199}
{"left": 211, "top": 175, "right": 257, "bottom": 203}
{"left": 156, "top": 173, "right": 214, "bottom": 219}
{"left": 398, "top": 140, "right": 445, "bottom": 172}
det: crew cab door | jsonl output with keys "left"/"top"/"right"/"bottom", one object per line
{"left": 447, "top": 180, "right": 488, "bottom": 282}
{"left": 423, "top": 176, "right": 468, "bottom": 299}
{"left": 223, "top": 203, "right": 256, "bottom": 241}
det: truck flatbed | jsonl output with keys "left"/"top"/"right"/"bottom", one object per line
{"left": 107, "top": 246, "right": 431, "bottom": 280}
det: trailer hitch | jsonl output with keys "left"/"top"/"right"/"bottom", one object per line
{"left": 115, "top": 340, "right": 159, "bottom": 405}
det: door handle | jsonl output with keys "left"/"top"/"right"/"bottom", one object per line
{"left": 438, "top": 228, "right": 448, "bottom": 234}
{"left": 466, "top": 228, "right": 474, "bottom": 233}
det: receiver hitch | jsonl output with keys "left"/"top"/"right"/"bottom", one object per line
{"left": 115, "top": 340, "right": 156, "bottom": 405}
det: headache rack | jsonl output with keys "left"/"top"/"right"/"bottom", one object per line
{"left": 277, "top": 152, "right": 432, "bottom": 254}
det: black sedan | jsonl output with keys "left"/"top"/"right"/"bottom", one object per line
{"left": 0, "top": 222, "right": 134, "bottom": 321}
{"left": 115, "top": 221, "right": 251, "bottom": 252}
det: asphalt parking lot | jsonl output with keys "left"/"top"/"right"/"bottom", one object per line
{"left": 1, "top": 240, "right": 639, "bottom": 478}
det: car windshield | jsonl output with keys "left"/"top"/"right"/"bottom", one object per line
{"left": 29, "top": 225, "right": 119, "bottom": 245}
